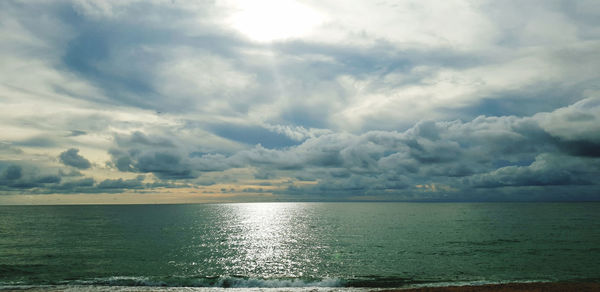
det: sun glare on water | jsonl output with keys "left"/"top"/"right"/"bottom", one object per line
{"left": 227, "top": 0, "right": 323, "bottom": 42}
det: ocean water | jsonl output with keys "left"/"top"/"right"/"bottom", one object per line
{"left": 1, "top": 202, "right": 600, "bottom": 290}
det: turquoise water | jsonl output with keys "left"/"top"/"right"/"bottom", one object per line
{"left": 1, "top": 202, "right": 600, "bottom": 289}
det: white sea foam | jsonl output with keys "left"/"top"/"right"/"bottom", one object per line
{"left": 0, "top": 285, "right": 376, "bottom": 292}
{"left": 43, "top": 276, "right": 349, "bottom": 289}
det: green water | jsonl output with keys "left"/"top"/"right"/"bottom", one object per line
{"left": 1, "top": 202, "right": 599, "bottom": 288}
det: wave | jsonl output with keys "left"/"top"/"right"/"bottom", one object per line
{"left": 1, "top": 276, "right": 574, "bottom": 290}
{"left": 65, "top": 276, "right": 347, "bottom": 288}
{"left": 1, "top": 275, "right": 426, "bottom": 288}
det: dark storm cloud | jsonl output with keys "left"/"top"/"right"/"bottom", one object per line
{"left": 0, "top": 163, "right": 61, "bottom": 191}
{"left": 0, "top": 162, "right": 165, "bottom": 194}
{"left": 556, "top": 140, "right": 600, "bottom": 157}
{"left": 466, "top": 154, "right": 597, "bottom": 188}
{"left": 109, "top": 149, "right": 194, "bottom": 179}
{"left": 3, "top": 165, "right": 22, "bottom": 180}
{"left": 0, "top": 162, "right": 97, "bottom": 193}
{"left": 59, "top": 148, "right": 91, "bottom": 169}
{"left": 57, "top": 177, "right": 95, "bottom": 188}
{"left": 107, "top": 130, "right": 203, "bottom": 179}
{"left": 46, "top": 177, "right": 97, "bottom": 194}
{"left": 136, "top": 153, "right": 193, "bottom": 179}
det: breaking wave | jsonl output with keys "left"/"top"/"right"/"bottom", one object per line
{"left": 67, "top": 276, "right": 346, "bottom": 288}
{"left": 1, "top": 275, "right": 426, "bottom": 288}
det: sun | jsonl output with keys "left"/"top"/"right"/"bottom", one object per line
{"left": 227, "top": 0, "right": 323, "bottom": 42}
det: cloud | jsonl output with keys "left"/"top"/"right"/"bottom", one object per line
{"left": 0, "top": 162, "right": 161, "bottom": 194}
{"left": 227, "top": 98, "right": 600, "bottom": 199}
{"left": 59, "top": 148, "right": 92, "bottom": 169}
{"left": 466, "top": 154, "right": 596, "bottom": 188}
{"left": 96, "top": 176, "right": 144, "bottom": 190}
{"left": 3, "top": 0, "right": 598, "bottom": 136}
{"left": 68, "top": 130, "right": 87, "bottom": 137}
{"left": 90, "top": 96, "right": 599, "bottom": 200}
{"left": 0, "top": 143, "right": 23, "bottom": 155}
{"left": 114, "top": 131, "right": 175, "bottom": 148}
{"left": 537, "top": 97, "right": 600, "bottom": 143}
{"left": 2, "top": 96, "right": 599, "bottom": 200}
{"left": 1, "top": 1, "right": 600, "bottom": 202}
{"left": 207, "top": 123, "right": 301, "bottom": 149}
{"left": 3, "top": 165, "right": 22, "bottom": 180}
{"left": 0, "top": 163, "right": 61, "bottom": 191}
{"left": 109, "top": 149, "right": 194, "bottom": 179}
{"left": 59, "top": 177, "right": 95, "bottom": 188}
{"left": 15, "top": 136, "right": 58, "bottom": 148}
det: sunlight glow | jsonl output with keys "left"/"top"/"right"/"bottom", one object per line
{"left": 228, "top": 0, "right": 323, "bottom": 42}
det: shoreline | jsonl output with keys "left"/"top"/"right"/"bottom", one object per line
{"left": 391, "top": 281, "right": 600, "bottom": 291}
{"left": 2, "top": 282, "right": 600, "bottom": 292}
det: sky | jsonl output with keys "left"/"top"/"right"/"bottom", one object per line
{"left": 1, "top": 0, "right": 600, "bottom": 204}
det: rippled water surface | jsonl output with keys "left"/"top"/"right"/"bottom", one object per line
{"left": 1, "top": 202, "right": 600, "bottom": 288}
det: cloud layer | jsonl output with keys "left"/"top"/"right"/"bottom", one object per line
{"left": 1, "top": 0, "right": 599, "bottom": 202}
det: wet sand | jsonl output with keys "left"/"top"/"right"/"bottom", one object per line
{"left": 388, "top": 282, "right": 600, "bottom": 292}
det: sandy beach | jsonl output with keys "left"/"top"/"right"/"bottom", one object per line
{"left": 391, "top": 282, "right": 600, "bottom": 291}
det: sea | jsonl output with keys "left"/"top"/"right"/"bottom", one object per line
{"left": 1, "top": 202, "right": 599, "bottom": 291}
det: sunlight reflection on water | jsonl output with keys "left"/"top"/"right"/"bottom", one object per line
{"left": 224, "top": 203, "right": 313, "bottom": 278}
